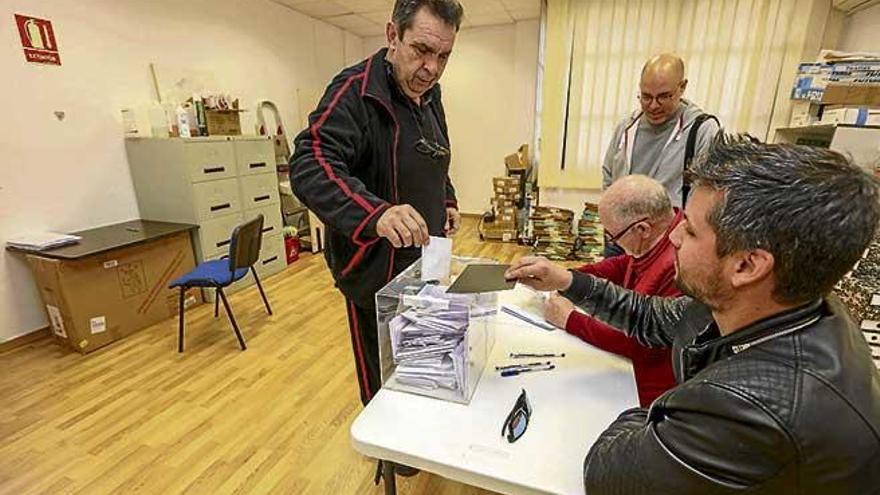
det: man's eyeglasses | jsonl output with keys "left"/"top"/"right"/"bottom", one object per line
{"left": 502, "top": 389, "right": 532, "bottom": 443}
{"left": 638, "top": 82, "right": 684, "bottom": 106}
{"left": 604, "top": 217, "right": 649, "bottom": 245}
{"left": 415, "top": 137, "right": 450, "bottom": 160}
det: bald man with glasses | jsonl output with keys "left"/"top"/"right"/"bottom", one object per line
{"left": 603, "top": 54, "right": 720, "bottom": 209}
{"left": 601, "top": 54, "right": 719, "bottom": 257}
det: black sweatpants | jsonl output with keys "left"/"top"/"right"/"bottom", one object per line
{"left": 342, "top": 249, "right": 420, "bottom": 405}
{"left": 344, "top": 297, "right": 381, "bottom": 405}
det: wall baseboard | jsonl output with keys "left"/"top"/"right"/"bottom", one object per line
{"left": 0, "top": 327, "right": 50, "bottom": 354}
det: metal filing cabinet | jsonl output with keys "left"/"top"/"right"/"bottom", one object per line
{"left": 125, "top": 136, "right": 285, "bottom": 300}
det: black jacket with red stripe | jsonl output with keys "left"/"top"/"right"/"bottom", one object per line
{"left": 290, "top": 49, "right": 457, "bottom": 304}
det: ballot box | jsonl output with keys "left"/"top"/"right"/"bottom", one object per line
{"left": 376, "top": 256, "right": 498, "bottom": 404}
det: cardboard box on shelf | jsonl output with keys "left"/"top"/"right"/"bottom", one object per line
{"left": 205, "top": 110, "right": 243, "bottom": 136}
{"left": 496, "top": 206, "right": 516, "bottom": 216}
{"left": 821, "top": 84, "right": 880, "bottom": 107}
{"left": 789, "top": 100, "right": 822, "bottom": 127}
{"left": 27, "top": 232, "right": 198, "bottom": 354}
{"left": 492, "top": 198, "right": 516, "bottom": 208}
{"left": 492, "top": 176, "right": 521, "bottom": 187}
{"left": 820, "top": 105, "right": 878, "bottom": 126}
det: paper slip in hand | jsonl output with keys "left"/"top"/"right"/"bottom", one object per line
{"left": 421, "top": 236, "right": 452, "bottom": 281}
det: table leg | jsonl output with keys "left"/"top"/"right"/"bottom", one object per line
{"left": 383, "top": 460, "right": 397, "bottom": 495}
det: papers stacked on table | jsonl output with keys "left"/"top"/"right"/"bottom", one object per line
{"left": 6, "top": 232, "right": 81, "bottom": 251}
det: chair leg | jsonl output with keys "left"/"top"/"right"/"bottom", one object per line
{"left": 251, "top": 267, "right": 273, "bottom": 316}
{"left": 178, "top": 287, "right": 186, "bottom": 353}
{"left": 214, "top": 288, "right": 220, "bottom": 318}
{"left": 218, "top": 287, "right": 247, "bottom": 351}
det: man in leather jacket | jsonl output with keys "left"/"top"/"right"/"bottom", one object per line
{"left": 506, "top": 135, "right": 880, "bottom": 494}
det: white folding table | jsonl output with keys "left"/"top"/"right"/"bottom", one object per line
{"left": 351, "top": 288, "right": 638, "bottom": 494}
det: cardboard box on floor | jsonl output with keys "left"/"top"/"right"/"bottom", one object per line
{"left": 27, "top": 232, "right": 199, "bottom": 354}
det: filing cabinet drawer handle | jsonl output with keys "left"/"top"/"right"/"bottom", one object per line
{"left": 262, "top": 256, "right": 278, "bottom": 265}
{"left": 249, "top": 162, "right": 267, "bottom": 169}
{"left": 254, "top": 195, "right": 271, "bottom": 202}
{"left": 203, "top": 166, "right": 226, "bottom": 174}
{"left": 217, "top": 239, "right": 231, "bottom": 248}
{"left": 262, "top": 226, "right": 275, "bottom": 234}
{"left": 210, "top": 203, "right": 232, "bottom": 212}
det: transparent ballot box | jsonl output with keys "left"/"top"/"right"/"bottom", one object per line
{"left": 376, "top": 256, "right": 498, "bottom": 404}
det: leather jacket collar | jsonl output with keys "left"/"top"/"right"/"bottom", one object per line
{"left": 681, "top": 298, "right": 824, "bottom": 381}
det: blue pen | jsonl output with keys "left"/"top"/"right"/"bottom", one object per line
{"left": 501, "top": 364, "right": 555, "bottom": 377}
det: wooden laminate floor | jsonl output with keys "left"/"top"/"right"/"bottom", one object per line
{"left": 0, "top": 217, "right": 531, "bottom": 495}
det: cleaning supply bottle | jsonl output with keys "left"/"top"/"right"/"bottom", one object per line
{"left": 176, "top": 104, "right": 192, "bottom": 138}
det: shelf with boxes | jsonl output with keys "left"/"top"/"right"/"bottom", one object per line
{"left": 125, "top": 135, "right": 287, "bottom": 301}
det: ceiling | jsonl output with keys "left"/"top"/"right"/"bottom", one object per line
{"left": 271, "top": 0, "right": 542, "bottom": 37}
{"left": 833, "top": 0, "right": 880, "bottom": 13}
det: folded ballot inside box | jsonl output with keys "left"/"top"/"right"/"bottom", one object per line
{"left": 376, "top": 256, "right": 498, "bottom": 404}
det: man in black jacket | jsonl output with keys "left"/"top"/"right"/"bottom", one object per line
{"left": 506, "top": 135, "right": 880, "bottom": 494}
{"left": 290, "top": 0, "right": 463, "bottom": 406}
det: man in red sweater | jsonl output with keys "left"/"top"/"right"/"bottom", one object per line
{"left": 544, "top": 175, "right": 682, "bottom": 406}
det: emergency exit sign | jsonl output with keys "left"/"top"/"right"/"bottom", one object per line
{"left": 15, "top": 14, "right": 61, "bottom": 66}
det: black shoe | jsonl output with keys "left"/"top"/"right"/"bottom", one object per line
{"left": 393, "top": 464, "right": 420, "bottom": 477}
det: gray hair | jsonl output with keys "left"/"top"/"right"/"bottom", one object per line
{"left": 392, "top": 0, "right": 464, "bottom": 38}
{"left": 688, "top": 134, "right": 880, "bottom": 304}
{"left": 607, "top": 175, "right": 674, "bottom": 224}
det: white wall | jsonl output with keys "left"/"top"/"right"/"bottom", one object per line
{"left": 839, "top": 3, "right": 880, "bottom": 52}
{"left": 365, "top": 20, "right": 540, "bottom": 215}
{"left": 0, "top": 0, "right": 363, "bottom": 342}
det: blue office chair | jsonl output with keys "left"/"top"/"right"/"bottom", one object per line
{"left": 170, "top": 214, "right": 272, "bottom": 352}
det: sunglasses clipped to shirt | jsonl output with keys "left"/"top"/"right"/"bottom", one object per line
{"left": 415, "top": 137, "right": 450, "bottom": 160}
{"left": 502, "top": 389, "right": 532, "bottom": 443}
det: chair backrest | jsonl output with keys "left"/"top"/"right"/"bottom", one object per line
{"left": 227, "top": 214, "right": 264, "bottom": 272}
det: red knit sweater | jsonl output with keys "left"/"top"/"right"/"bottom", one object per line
{"left": 565, "top": 211, "right": 682, "bottom": 406}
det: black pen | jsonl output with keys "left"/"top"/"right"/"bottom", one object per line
{"left": 495, "top": 361, "right": 550, "bottom": 371}
{"left": 501, "top": 364, "right": 555, "bottom": 377}
{"left": 510, "top": 352, "right": 565, "bottom": 359}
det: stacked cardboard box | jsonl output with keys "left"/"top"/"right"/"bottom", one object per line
{"left": 531, "top": 206, "right": 575, "bottom": 260}
{"left": 482, "top": 176, "right": 522, "bottom": 242}
{"left": 574, "top": 202, "right": 604, "bottom": 262}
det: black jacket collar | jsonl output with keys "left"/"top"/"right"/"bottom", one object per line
{"left": 682, "top": 299, "right": 824, "bottom": 380}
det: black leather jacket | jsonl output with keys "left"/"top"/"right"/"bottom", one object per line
{"left": 562, "top": 271, "right": 880, "bottom": 495}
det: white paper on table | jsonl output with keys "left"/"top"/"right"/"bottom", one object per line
{"left": 421, "top": 236, "right": 452, "bottom": 281}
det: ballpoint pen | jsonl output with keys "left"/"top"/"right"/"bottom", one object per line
{"left": 501, "top": 364, "right": 556, "bottom": 377}
{"left": 510, "top": 352, "right": 566, "bottom": 358}
{"left": 495, "top": 361, "right": 550, "bottom": 371}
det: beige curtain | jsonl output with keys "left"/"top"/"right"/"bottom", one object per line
{"left": 538, "top": 0, "right": 833, "bottom": 189}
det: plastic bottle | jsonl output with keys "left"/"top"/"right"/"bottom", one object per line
{"left": 176, "top": 104, "right": 192, "bottom": 138}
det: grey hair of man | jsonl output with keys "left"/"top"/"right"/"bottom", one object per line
{"left": 686, "top": 134, "right": 880, "bottom": 305}
{"left": 392, "top": 0, "right": 464, "bottom": 37}
{"left": 604, "top": 174, "right": 674, "bottom": 225}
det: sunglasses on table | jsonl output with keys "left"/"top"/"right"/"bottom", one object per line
{"left": 502, "top": 389, "right": 532, "bottom": 443}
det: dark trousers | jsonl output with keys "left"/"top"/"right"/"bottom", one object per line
{"left": 344, "top": 297, "right": 381, "bottom": 405}
{"left": 342, "top": 249, "right": 420, "bottom": 406}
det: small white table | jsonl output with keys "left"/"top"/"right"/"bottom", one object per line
{"left": 351, "top": 288, "right": 638, "bottom": 494}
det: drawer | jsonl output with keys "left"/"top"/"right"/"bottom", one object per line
{"left": 197, "top": 213, "right": 244, "bottom": 260}
{"left": 193, "top": 178, "right": 241, "bottom": 222}
{"left": 255, "top": 235, "right": 286, "bottom": 277}
{"left": 244, "top": 205, "right": 283, "bottom": 239}
{"left": 239, "top": 173, "right": 280, "bottom": 209}
{"left": 185, "top": 141, "right": 236, "bottom": 182}
{"left": 865, "top": 332, "right": 880, "bottom": 345}
{"left": 235, "top": 139, "right": 275, "bottom": 176}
